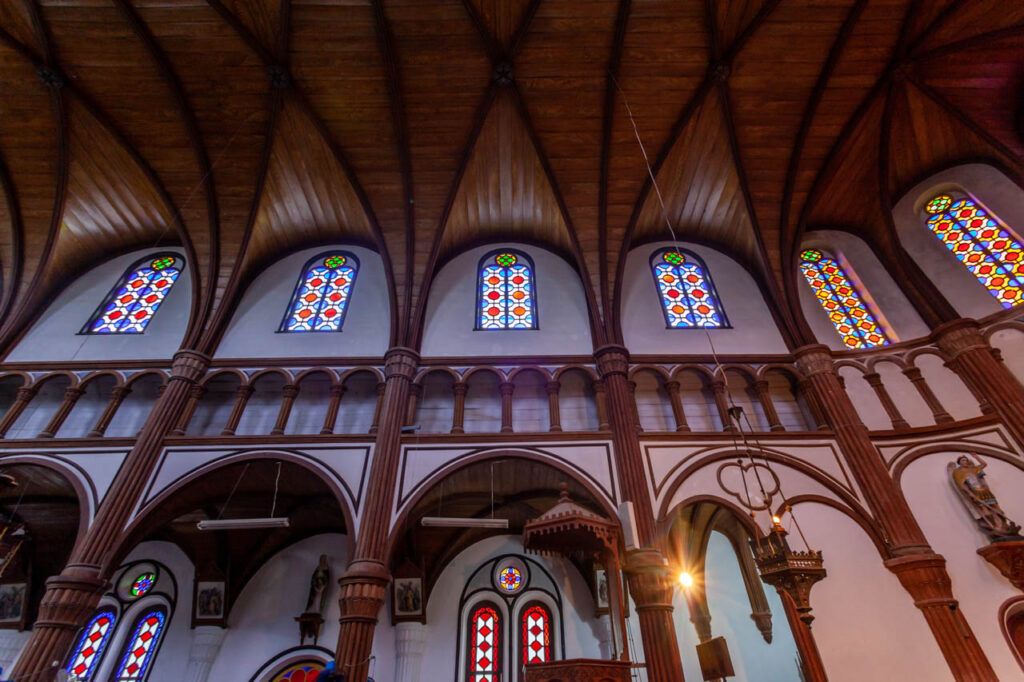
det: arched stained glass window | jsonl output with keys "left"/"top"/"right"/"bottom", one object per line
{"left": 271, "top": 661, "right": 324, "bottom": 681}
{"left": 477, "top": 250, "right": 537, "bottom": 330}
{"left": 924, "top": 194, "right": 1024, "bottom": 308}
{"left": 651, "top": 249, "right": 727, "bottom": 328}
{"left": 66, "top": 610, "right": 117, "bottom": 681}
{"left": 85, "top": 255, "right": 183, "bottom": 334}
{"left": 282, "top": 252, "right": 359, "bottom": 332}
{"left": 111, "top": 608, "right": 167, "bottom": 681}
{"left": 520, "top": 603, "right": 551, "bottom": 665}
{"left": 467, "top": 602, "right": 502, "bottom": 682}
{"left": 800, "top": 249, "right": 888, "bottom": 349}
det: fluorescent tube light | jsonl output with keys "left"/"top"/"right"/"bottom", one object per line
{"left": 420, "top": 516, "right": 509, "bottom": 529}
{"left": 197, "top": 517, "right": 290, "bottom": 530}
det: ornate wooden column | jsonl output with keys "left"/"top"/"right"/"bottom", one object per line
{"left": 271, "top": 384, "right": 300, "bottom": 435}
{"left": 902, "top": 367, "right": 953, "bottom": 425}
{"left": 0, "top": 387, "right": 37, "bottom": 438}
{"left": 795, "top": 379, "right": 829, "bottom": 430}
{"left": 336, "top": 347, "right": 419, "bottom": 682}
{"left": 500, "top": 381, "right": 515, "bottom": 433}
{"left": 710, "top": 380, "right": 735, "bottom": 432}
{"left": 794, "top": 345, "right": 997, "bottom": 681}
{"left": 753, "top": 381, "right": 785, "bottom": 432}
{"left": 595, "top": 345, "right": 685, "bottom": 682}
{"left": 451, "top": 381, "right": 468, "bottom": 434}
{"left": 862, "top": 373, "right": 909, "bottom": 430}
{"left": 38, "top": 387, "right": 85, "bottom": 438}
{"left": 221, "top": 385, "right": 254, "bottom": 436}
{"left": 933, "top": 319, "right": 1024, "bottom": 449}
{"left": 593, "top": 380, "right": 611, "bottom": 430}
{"left": 663, "top": 381, "right": 690, "bottom": 432}
{"left": 546, "top": 380, "right": 562, "bottom": 432}
{"left": 88, "top": 386, "right": 132, "bottom": 437}
{"left": 321, "top": 384, "right": 346, "bottom": 435}
{"left": 12, "top": 350, "right": 210, "bottom": 680}
{"left": 368, "top": 382, "right": 386, "bottom": 435}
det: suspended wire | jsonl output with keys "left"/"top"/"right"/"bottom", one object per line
{"left": 270, "top": 461, "right": 282, "bottom": 518}
{"left": 215, "top": 462, "right": 250, "bottom": 520}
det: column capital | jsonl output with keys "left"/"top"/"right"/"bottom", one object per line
{"left": 622, "top": 549, "right": 675, "bottom": 612}
{"left": 338, "top": 560, "right": 391, "bottom": 626}
{"left": 171, "top": 349, "right": 211, "bottom": 383}
{"left": 110, "top": 385, "right": 133, "bottom": 399}
{"left": 931, "top": 318, "right": 987, "bottom": 359}
{"left": 663, "top": 380, "right": 680, "bottom": 393}
{"left": 237, "top": 384, "right": 256, "bottom": 398}
{"left": 282, "top": 384, "right": 300, "bottom": 399}
{"left": 63, "top": 387, "right": 85, "bottom": 399}
{"left": 545, "top": 380, "right": 561, "bottom": 395}
{"left": 384, "top": 347, "right": 421, "bottom": 380}
{"left": 793, "top": 344, "right": 835, "bottom": 377}
{"left": 453, "top": 381, "right": 469, "bottom": 396}
{"left": 34, "top": 570, "right": 109, "bottom": 631}
{"left": 499, "top": 381, "right": 515, "bottom": 396}
{"left": 594, "top": 344, "right": 630, "bottom": 378}
{"left": 884, "top": 552, "right": 955, "bottom": 607}
{"left": 15, "top": 387, "right": 37, "bottom": 401}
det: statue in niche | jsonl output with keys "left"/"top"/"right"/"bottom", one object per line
{"left": 948, "top": 454, "right": 1022, "bottom": 542}
{"left": 304, "top": 554, "right": 331, "bottom": 615}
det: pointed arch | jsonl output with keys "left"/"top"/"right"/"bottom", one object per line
{"left": 281, "top": 251, "right": 360, "bottom": 332}
{"left": 477, "top": 249, "right": 537, "bottom": 330}
{"left": 65, "top": 608, "right": 118, "bottom": 681}
{"left": 650, "top": 248, "right": 727, "bottom": 328}
{"left": 83, "top": 254, "right": 185, "bottom": 334}
{"left": 799, "top": 248, "right": 888, "bottom": 349}
{"left": 924, "top": 193, "right": 1024, "bottom": 308}
{"left": 109, "top": 606, "right": 168, "bottom": 681}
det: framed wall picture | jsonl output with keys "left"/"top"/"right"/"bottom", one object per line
{"left": 194, "top": 580, "right": 226, "bottom": 625}
{"left": 393, "top": 577, "right": 423, "bottom": 618}
{"left": 594, "top": 569, "right": 609, "bottom": 612}
{"left": 0, "top": 583, "right": 26, "bottom": 627}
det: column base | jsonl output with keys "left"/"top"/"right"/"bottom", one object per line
{"left": 977, "top": 540, "right": 1024, "bottom": 592}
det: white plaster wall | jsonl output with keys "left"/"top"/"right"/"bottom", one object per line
{"left": 512, "top": 370, "right": 549, "bottom": 432}
{"left": 7, "top": 248, "right": 191, "bottom": 362}
{"left": 634, "top": 370, "right": 674, "bottom": 432}
{"left": 799, "top": 231, "right": 929, "bottom": 349}
{"left": 216, "top": 245, "right": 390, "bottom": 359}
{"left": 8, "top": 376, "right": 70, "bottom": 439}
{"left": 990, "top": 327, "right": 1024, "bottom": 386}
{"left": 422, "top": 535, "right": 604, "bottom": 682}
{"left": 794, "top": 502, "right": 952, "bottom": 681}
{"left": 620, "top": 242, "right": 788, "bottom": 355}
{"left": 420, "top": 244, "right": 593, "bottom": 357}
{"left": 893, "top": 163, "right": 1024, "bottom": 319}
{"left": 874, "top": 360, "right": 932, "bottom": 428}
{"left": 290, "top": 372, "right": 332, "bottom": 435}
{"left": 838, "top": 366, "right": 890, "bottom": 431}
{"left": 913, "top": 353, "right": 983, "bottom": 421}
{"left": 901, "top": 453, "right": 1024, "bottom": 680}
{"left": 416, "top": 371, "right": 456, "bottom": 433}
{"left": 557, "top": 370, "right": 599, "bottom": 432}
{"left": 106, "top": 374, "right": 164, "bottom": 438}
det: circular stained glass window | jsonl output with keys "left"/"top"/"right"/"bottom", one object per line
{"left": 130, "top": 572, "right": 156, "bottom": 597}
{"left": 925, "top": 194, "right": 953, "bottom": 215}
{"left": 492, "top": 557, "right": 528, "bottom": 595}
{"left": 324, "top": 254, "right": 346, "bottom": 269}
{"left": 495, "top": 252, "right": 517, "bottom": 267}
{"left": 663, "top": 251, "right": 685, "bottom": 265}
{"left": 150, "top": 257, "right": 175, "bottom": 271}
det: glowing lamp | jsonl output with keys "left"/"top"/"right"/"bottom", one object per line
{"left": 678, "top": 571, "right": 694, "bottom": 588}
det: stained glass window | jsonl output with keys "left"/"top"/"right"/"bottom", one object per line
{"left": 800, "top": 249, "right": 888, "bottom": 349}
{"left": 651, "top": 249, "right": 727, "bottom": 328}
{"left": 130, "top": 573, "right": 155, "bottom": 598}
{"left": 112, "top": 609, "right": 167, "bottom": 681}
{"left": 520, "top": 603, "right": 551, "bottom": 665}
{"left": 66, "top": 610, "right": 117, "bottom": 681}
{"left": 925, "top": 194, "right": 1024, "bottom": 308}
{"left": 467, "top": 602, "right": 501, "bottom": 682}
{"left": 272, "top": 661, "right": 324, "bottom": 682}
{"left": 282, "top": 252, "right": 359, "bottom": 332}
{"left": 497, "top": 567, "right": 522, "bottom": 594}
{"left": 85, "top": 255, "right": 183, "bottom": 334}
{"left": 477, "top": 250, "right": 537, "bottom": 330}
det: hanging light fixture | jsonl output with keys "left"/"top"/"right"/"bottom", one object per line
{"left": 197, "top": 462, "right": 291, "bottom": 531}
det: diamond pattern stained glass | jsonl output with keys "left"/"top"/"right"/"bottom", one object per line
{"left": 651, "top": 250, "right": 726, "bottom": 328}
{"left": 272, "top": 662, "right": 324, "bottom": 682}
{"left": 66, "top": 610, "right": 116, "bottom": 681}
{"left": 478, "top": 251, "right": 536, "bottom": 329}
{"left": 521, "top": 604, "right": 551, "bottom": 665}
{"left": 88, "top": 256, "right": 182, "bottom": 334}
{"left": 113, "top": 610, "right": 166, "bottom": 681}
{"left": 283, "top": 253, "right": 358, "bottom": 332}
{"left": 800, "top": 249, "right": 888, "bottom": 349}
{"left": 925, "top": 196, "right": 1024, "bottom": 308}
{"left": 469, "top": 604, "right": 500, "bottom": 682}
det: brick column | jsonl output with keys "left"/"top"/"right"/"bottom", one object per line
{"left": 546, "top": 381, "right": 562, "bottom": 432}
{"left": 862, "top": 373, "right": 909, "bottom": 430}
{"left": 794, "top": 345, "right": 997, "bottom": 681}
{"left": 336, "top": 347, "right": 419, "bottom": 682}
{"left": 0, "top": 387, "right": 37, "bottom": 438}
{"left": 270, "top": 384, "right": 299, "bottom": 435}
{"left": 87, "top": 386, "right": 132, "bottom": 437}
{"left": 38, "top": 387, "right": 85, "bottom": 438}
{"left": 933, "top": 318, "right": 1024, "bottom": 449}
{"left": 499, "top": 381, "right": 514, "bottom": 433}
{"left": 663, "top": 381, "right": 690, "bottom": 432}
{"left": 13, "top": 350, "right": 210, "bottom": 680}
{"left": 595, "top": 346, "right": 685, "bottom": 682}
{"left": 321, "top": 384, "right": 346, "bottom": 435}
{"left": 902, "top": 367, "right": 953, "bottom": 425}
{"left": 451, "top": 381, "right": 468, "bottom": 434}
{"left": 221, "top": 385, "right": 254, "bottom": 436}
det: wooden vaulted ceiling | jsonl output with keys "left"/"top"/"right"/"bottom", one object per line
{"left": 0, "top": 0, "right": 1021, "bottom": 353}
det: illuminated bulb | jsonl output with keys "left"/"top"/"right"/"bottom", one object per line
{"left": 772, "top": 515, "right": 782, "bottom": 525}
{"left": 678, "top": 571, "right": 694, "bottom": 588}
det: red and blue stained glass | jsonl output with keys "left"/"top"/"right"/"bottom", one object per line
{"left": 67, "top": 610, "right": 116, "bottom": 681}
{"left": 800, "top": 249, "right": 888, "bottom": 349}
{"left": 89, "top": 256, "right": 182, "bottom": 334}
{"left": 478, "top": 251, "right": 536, "bottom": 330}
{"left": 926, "top": 195, "right": 1024, "bottom": 308}
{"left": 284, "top": 253, "right": 358, "bottom": 332}
{"left": 113, "top": 610, "right": 166, "bottom": 681}
{"left": 130, "top": 572, "right": 155, "bottom": 598}
{"left": 469, "top": 604, "right": 501, "bottom": 682}
{"left": 272, "top": 662, "right": 323, "bottom": 682}
{"left": 652, "top": 250, "right": 726, "bottom": 328}
{"left": 498, "top": 567, "right": 523, "bottom": 594}
{"left": 521, "top": 604, "right": 551, "bottom": 665}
